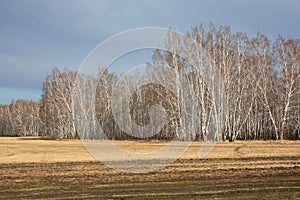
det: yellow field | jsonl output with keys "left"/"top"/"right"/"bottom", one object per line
{"left": 0, "top": 137, "right": 299, "bottom": 199}
{"left": 1, "top": 137, "right": 299, "bottom": 163}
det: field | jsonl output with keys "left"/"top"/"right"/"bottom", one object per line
{"left": 0, "top": 137, "right": 299, "bottom": 199}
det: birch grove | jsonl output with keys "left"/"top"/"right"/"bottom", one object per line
{"left": 0, "top": 25, "right": 299, "bottom": 140}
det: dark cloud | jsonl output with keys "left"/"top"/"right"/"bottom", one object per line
{"left": 0, "top": 0, "right": 299, "bottom": 102}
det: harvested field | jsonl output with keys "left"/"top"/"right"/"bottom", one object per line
{"left": 0, "top": 137, "right": 299, "bottom": 199}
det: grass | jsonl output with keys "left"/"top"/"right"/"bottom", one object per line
{"left": 0, "top": 137, "right": 299, "bottom": 199}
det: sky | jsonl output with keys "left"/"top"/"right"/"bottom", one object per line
{"left": 0, "top": 0, "right": 300, "bottom": 104}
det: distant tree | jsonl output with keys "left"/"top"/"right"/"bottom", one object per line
{"left": 0, "top": 100, "right": 40, "bottom": 136}
{"left": 39, "top": 68, "right": 77, "bottom": 139}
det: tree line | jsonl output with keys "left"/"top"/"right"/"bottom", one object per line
{"left": 0, "top": 24, "right": 299, "bottom": 141}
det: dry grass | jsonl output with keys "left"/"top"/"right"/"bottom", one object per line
{"left": 0, "top": 137, "right": 94, "bottom": 163}
{"left": 0, "top": 137, "right": 299, "bottom": 199}
{"left": 0, "top": 137, "right": 299, "bottom": 163}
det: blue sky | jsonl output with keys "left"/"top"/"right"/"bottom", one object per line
{"left": 0, "top": 0, "right": 300, "bottom": 104}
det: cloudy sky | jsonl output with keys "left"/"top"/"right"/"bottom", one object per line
{"left": 0, "top": 0, "right": 299, "bottom": 104}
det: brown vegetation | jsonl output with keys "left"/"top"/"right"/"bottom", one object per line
{"left": 0, "top": 137, "right": 299, "bottom": 199}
